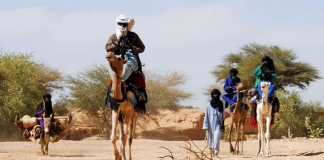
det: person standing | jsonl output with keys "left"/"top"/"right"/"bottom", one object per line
{"left": 202, "top": 89, "right": 225, "bottom": 158}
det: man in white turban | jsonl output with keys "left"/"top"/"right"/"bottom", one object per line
{"left": 105, "top": 15, "right": 145, "bottom": 82}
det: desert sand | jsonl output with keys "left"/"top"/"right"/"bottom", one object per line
{"left": 1, "top": 138, "right": 324, "bottom": 160}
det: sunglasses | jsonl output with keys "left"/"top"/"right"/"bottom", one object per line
{"left": 118, "top": 23, "right": 128, "bottom": 27}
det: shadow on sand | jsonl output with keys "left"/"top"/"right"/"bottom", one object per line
{"left": 49, "top": 155, "right": 96, "bottom": 157}
{"left": 297, "top": 151, "right": 324, "bottom": 156}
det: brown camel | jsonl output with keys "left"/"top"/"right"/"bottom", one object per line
{"left": 106, "top": 51, "right": 137, "bottom": 160}
{"left": 227, "top": 83, "right": 248, "bottom": 155}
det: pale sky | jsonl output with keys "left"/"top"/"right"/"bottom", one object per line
{"left": 0, "top": 0, "right": 323, "bottom": 108}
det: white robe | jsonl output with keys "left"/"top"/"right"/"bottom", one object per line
{"left": 202, "top": 102, "right": 225, "bottom": 155}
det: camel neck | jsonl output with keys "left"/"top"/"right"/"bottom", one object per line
{"left": 233, "top": 91, "right": 241, "bottom": 113}
{"left": 262, "top": 91, "right": 268, "bottom": 102}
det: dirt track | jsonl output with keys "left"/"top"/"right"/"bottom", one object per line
{"left": 1, "top": 138, "right": 324, "bottom": 160}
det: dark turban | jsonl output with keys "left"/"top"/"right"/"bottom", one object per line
{"left": 229, "top": 68, "right": 238, "bottom": 76}
{"left": 43, "top": 94, "right": 51, "bottom": 101}
{"left": 42, "top": 94, "right": 53, "bottom": 118}
{"left": 210, "top": 89, "right": 223, "bottom": 112}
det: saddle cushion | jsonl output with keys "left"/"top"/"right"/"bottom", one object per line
{"left": 248, "top": 101, "right": 275, "bottom": 128}
{"left": 130, "top": 71, "right": 146, "bottom": 89}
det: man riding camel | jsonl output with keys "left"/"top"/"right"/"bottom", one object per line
{"left": 105, "top": 15, "right": 145, "bottom": 82}
{"left": 105, "top": 15, "right": 147, "bottom": 111}
{"left": 252, "top": 56, "right": 277, "bottom": 103}
{"left": 222, "top": 68, "right": 247, "bottom": 114}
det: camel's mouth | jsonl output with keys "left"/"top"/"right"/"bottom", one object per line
{"left": 106, "top": 56, "right": 114, "bottom": 59}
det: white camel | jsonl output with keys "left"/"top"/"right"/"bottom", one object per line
{"left": 256, "top": 81, "right": 273, "bottom": 157}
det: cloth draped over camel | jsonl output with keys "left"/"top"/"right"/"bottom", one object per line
{"left": 202, "top": 102, "right": 225, "bottom": 155}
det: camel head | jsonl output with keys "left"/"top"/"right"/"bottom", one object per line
{"left": 105, "top": 52, "right": 127, "bottom": 74}
{"left": 105, "top": 52, "right": 128, "bottom": 101}
{"left": 236, "top": 83, "right": 244, "bottom": 91}
{"left": 260, "top": 82, "right": 271, "bottom": 97}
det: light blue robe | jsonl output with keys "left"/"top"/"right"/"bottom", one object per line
{"left": 202, "top": 102, "right": 225, "bottom": 155}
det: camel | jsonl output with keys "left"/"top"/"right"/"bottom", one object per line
{"left": 106, "top": 51, "right": 137, "bottom": 160}
{"left": 227, "top": 83, "right": 248, "bottom": 155}
{"left": 256, "top": 81, "right": 272, "bottom": 157}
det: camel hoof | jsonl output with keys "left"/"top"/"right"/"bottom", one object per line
{"left": 230, "top": 149, "right": 235, "bottom": 153}
{"left": 258, "top": 151, "right": 264, "bottom": 157}
{"left": 266, "top": 150, "right": 271, "bottom": 157}
{"left": 240, "top": 151, "right": 244, "bottom": 155}
{"left": 115, "top": 155, "right": 122, "bottom": 160}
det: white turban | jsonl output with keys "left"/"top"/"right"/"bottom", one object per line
{"left": 116, "top": 15, "right": 135, "bottom": 40}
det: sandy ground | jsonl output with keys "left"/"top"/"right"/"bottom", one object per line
{"left": 0, "top": 138, "right": 324, "bottom": 160}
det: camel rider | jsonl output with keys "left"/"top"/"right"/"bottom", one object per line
{"left": 34, "top": 94, "right": 56, "bottom": 145}
{"left": 253, "top": 56, "right": 277, "bottom": 102}
{"left": 34, "top": 94, "right": 55, "bottom": 129}
{"left": 222, "top": 68, "right": 242, "bottom": 114}
{"left": 105, "top": 15, "right": 145, "bottom": 82}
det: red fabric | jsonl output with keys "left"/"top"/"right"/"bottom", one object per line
{"left": 249, "top": 102, "right": 258, "bottom": 128}
{"left": 130, "top": 71, "right": 146, "bottom": 89}
{"left": 108, "top": 80, "right": 113, "bottom": 89}
{"left": 248, "top": 101, "right": 274, "bottom": 129}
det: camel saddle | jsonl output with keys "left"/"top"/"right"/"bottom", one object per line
{"left": 106, "top": 71, "right": 147, "bottom": 113}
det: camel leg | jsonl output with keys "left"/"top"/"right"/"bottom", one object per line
{"left": 265, "top": 107, "right": 272, "bottom": 157}
{"left": 240, "top": 122, "right": 245, "bottom": 155}
{"left": 235, "top": 122, "right": 240, "bottom": 155}
{"left": 259, "top": 120, "right": 265, "bottom": 157}
{"left": 256, "top": 113, "right": 263, "bottom": 157}
{"left": 110, "top": 110, "right": 121, "bottom": 160}
{"left": 118, "top": 120, "right": 128, "bottom": 160}
{"left": 228, "top": 121, "right": 234, "bottom": 153}
{"left": 128, "top": 112, "right": 137, "bottom": 160}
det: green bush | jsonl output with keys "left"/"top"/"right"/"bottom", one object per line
{"left": 0, "top": 52, "right": 62, "bottom": 141}
{"left": 270, "top": 90, "right": 322, "bottom": 138}
{"left": 305, "top": 116, "right": 324, "bottom": 138}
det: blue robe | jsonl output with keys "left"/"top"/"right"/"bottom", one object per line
{"left": 222, "top": 76, "right": 242, "bottom": 112}
{"left": 258, "top": 81, "right": 275, "bottom": 98}
{"left": 202, "top": 102, "right": 225, "bottom": 156}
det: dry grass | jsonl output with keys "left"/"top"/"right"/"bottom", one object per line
{"left": 158, "top": 137, "right": 212, "bottom": 160}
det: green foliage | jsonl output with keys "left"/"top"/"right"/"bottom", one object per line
{"left": 53, "top": 95, "right": 70, "bottom": 116}
{"left": 145, "top": 70, "right": 193, "bottom": 113}
{"left": 305, "top": 116, "right": 324, "bottom": 138}
{"left": 0, "top": 52, "right": 63, "bottom": 140}
{"left": 67, "top": 64, "right": 111, "bottom": 135}
{"left": 211, "top": 43, "right": 322, "bottom": 90}
{"left": 270, "top": 90, "right": 321, "bottom": 138}
{"left": 222, "top": 126, "right": 246, "bottom": 142}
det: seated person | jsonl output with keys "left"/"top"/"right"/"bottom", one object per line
{"left": 222, "top": 68, "right": 241, "bottom": 113}
{"left": 34, "top": 94, "right": 56, "bottom": 145}
{"left": 253, "top": 56, "right": 277, "bottom": 103}
{"left": 34, "top": 94, "right": 55, "bottom": 129}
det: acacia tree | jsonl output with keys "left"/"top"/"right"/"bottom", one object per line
{"left": 0, "top": 52, "right": 63, "bottom": 140}
{"left": 67, "top": 65, "right": 193, "bottom": 136}
{"left": 211, "top": 43, "right": 322, "bottom": 90}
{"left": 67, "top": 64, "right": 111, "bottom": 136}
{"left": 145, "top": 70, "right": 193, "bottom": 113}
